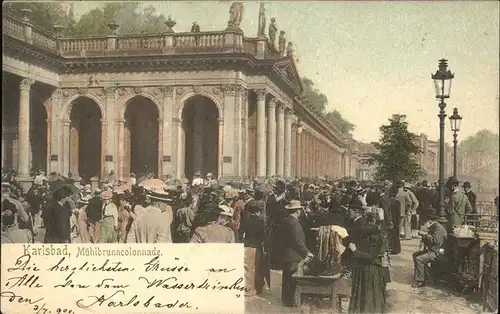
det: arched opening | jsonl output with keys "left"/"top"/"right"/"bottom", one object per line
{"left": 182, "top": 95, "right": 219, "bottom": 180}
{"left": 30, "top": 98, "right": 48, "bottom": 173}
{"left": 124, "top": 96, "right": 159, "bottom": 178}
{"left": 69, "top": 97, "right": 102, "bottom": 182}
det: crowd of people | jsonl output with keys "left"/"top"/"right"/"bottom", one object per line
{"left": 1, "top": 168, "right": 498, "bottom": 313}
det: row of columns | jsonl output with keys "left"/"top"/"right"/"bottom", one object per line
{"left": 255, "top": 90, "right": 295, "bottom": 179}
{"left": 297, "top": 128, "right": 347, "bottom": 178}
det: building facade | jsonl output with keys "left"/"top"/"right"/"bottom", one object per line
{"left": 2, "top": 11, "right": 351, "bottom": 185}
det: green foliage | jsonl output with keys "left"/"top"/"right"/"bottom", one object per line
{"left": 301, "top": 77, "right": 328, "bottom": 113}
{"left": 300, "top": 77, "right": 355, "bottom": 136}
{"left": 4, "top": 2, "right": 169, "bottom": 37}
{"left": 325, "top": 110, "right": 356, "bottom": 136}
{"left": 4, "top": 2, "right": 75, "bottom": 34}
{"left": 73, "top": 3, "right": 168, "bottom": 36}
{"left": 458, "top": 129, "right": 499, "bottom": 157}
{"left": 363, "top": 114, "right": 425, "bottom": 183}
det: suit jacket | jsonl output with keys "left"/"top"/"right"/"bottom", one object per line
{"left": 43, "top": 201, "right": 71, "bottom": 243}
{"left": 415, "top": 188, "right": 432, "bottom": 214}
{"left": 347, "top": 216, "right": 368, "bottom": 246}
{"left": 379, "top": 194, "right": 393, "bottom": 224}
{"left": 126, "top": 205, "right": 172, "bottom": 243}
{"left": 86, "top": 196, "right": 103, "bottom": 223}
{"left": 422, "top": 221, "right": 447, "bottom": 255}
{"left": 464, "top": 191, "right": 477, "bottom": 213}
{"left": 279, "top": 215, "right": 310, "bottom": 264}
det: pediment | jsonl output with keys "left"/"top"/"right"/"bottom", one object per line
{"left": 274, "top": 58, "right": 303, "bottom": 94}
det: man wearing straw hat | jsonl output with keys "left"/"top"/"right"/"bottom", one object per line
{"left": 126, "top": 188, "right": 173, "bottom": 243}
{"left": 278, "top": 200, "right": 314, "bottom": 308}
{"left": 100, "top": 190, "right": 118, "bottom": 243}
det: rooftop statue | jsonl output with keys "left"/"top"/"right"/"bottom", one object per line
{"left": 258, "top": 3, "right": 266, "bottom": 37}
{"left": 278, "top": 30, "right": 286, "bottom": 56}
{"left": 268, "top": 17, "right": 277, "bottom": 47}
{"left": 228, "top": 2, "right": 244, "bottom": 30}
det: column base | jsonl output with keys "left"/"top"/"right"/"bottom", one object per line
{"left": 15, "top": 175, "right": 33, "bottom": 191}
{"left": 219, "top": 176, "right": 244, "bottom": 185}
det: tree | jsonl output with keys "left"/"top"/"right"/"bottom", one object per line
{"left": 4, "top": 2, "right": 75, "bottom": 34}
{"left": 301, "top": 77, "right": 328, "bottom": 113}
{"left": 300, "top": 77, "right": 355, "bottom": 136}
{"left": 363, "top": 114, "right": 425, "bottom": 183}
{"left": 73, "top": 3, "right": 168, "bottom": 36}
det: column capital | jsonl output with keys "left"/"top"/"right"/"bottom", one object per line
{"left": 20, "top": 78, "right": 35, "bottom": 90}
{"left": 52, "top": 88, "right": 62, "bottom": 99}
{"left": 221, "top": 84, "right": 240, "bottom": 95}
{"left": 276, "top": 104, "right": 285, "bottom": 114}
{"left": 255, "top": 89, "right": 267, "bottom": 101}
{"left": 268, "top": 98, "right": 278, "bottom": 109}
{"left": 62, "top": 119, "right": 71, "bottom": 127}
{"left": 285, "top": 110, "right": 295, "bottom": 120}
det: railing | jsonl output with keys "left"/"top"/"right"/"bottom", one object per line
{"left": 117, "top": 34, "right": 164, "bottom": 50}
{"left": 482, "top": 245, "right": 498, "bottom": 312}
{"left": 60, "top": 36, "right": 108, "bottom": 54}
{"left": 2, "top": 14, "right": 25, "bottom": 40}
{"left": 31, "top": 28, "right": 57, "bottom": 52}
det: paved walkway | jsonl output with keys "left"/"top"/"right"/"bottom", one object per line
{"left": 245, "top": 239, "right": 485, "bottom": 313}
{"left": 33, "top": 230, "right": 485, "bottom": 313}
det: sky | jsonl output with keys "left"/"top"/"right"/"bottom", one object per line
{"left": 69, "top": 1, "right": 500, "bottom": 143}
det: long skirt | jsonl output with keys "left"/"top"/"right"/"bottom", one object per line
{"left": 244, "top": 247, "right": 265, "bottom": 296}
{"left": 348, "top": 264, "right": 387, "bottom": 313}
{"left": 100, "top": 217, "right": 117, "bottom": 243}
{"left": 77, "top": 220, "right": 91, "bottom": 243}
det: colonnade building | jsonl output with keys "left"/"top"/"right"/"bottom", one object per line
{"left": 2, "top": 12, "right": 354, "bottom": 185}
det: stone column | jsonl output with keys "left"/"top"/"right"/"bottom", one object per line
{"left": 17, "top": 78, "right": 34, "bottom": 179}
{"left": 255, "top": 89, "right": 267, "bottom": 178}
{"left": 276, "top": 104, "right": 285, "bottom": 177}
{"left": 161, "top": 87, "right": 175, "bottom": 177}
{"left": 240, "top": 89, "right": 248, "bottom": 179}
{"left": 116, "top": 119, "right": 125, "bottom": 180}
{"left": 284, "top": 111, "right": 294, "bottom": 178}
{"left": 104, "top": 87, "right": 116, "bottom": 175}
{"left": 62, "top": 119, "right": 70, "bottom": 176}
{"left": 266, "top": 99, "right": 277, "bottom": 177}
{"left": 49, "top": 89, "right": 61, "bottom": 174}
{"left": 221, "top": 85, "right": 237, "bottom": 181}
{"left": 174, "top": 118, "right": 185, "bottom": 180}
{"left": 218, "top": 118, "right": 224, "bottom": 180}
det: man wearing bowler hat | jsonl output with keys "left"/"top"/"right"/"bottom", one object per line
{"left": 445, "top": 176, "right": 473, "bottom": 232}
{"left": 462, "top": 181, "right": 476, "bottom": 214}
{"left": 412, "top": 207, "right": 447, "bottom": 288}
{"left": 278, "top": 200, "right": 313, "bottom": 307}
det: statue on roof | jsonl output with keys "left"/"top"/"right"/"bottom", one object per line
{"left": 227, "top": 2, "right": 244, "bottom": 30}
{"left": 278, "top": 30, "right": 286, "bottom": 56}
{"left": 268, "top": 17, "right": 277, "bottom": 47}
{"left": 258, "top": 3, "right": 266, "bottom": 37}
{"left": 286, "top": 41, "right": 294, "bottom": 57}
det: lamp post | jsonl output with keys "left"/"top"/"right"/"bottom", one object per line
{"left": 432, "top": 59, "right": 454, "bottom": 223}
{"left": 449, "top": 107, "right": 462, "bottom": 177}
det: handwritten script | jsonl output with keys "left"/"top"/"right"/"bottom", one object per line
{"left": 1, "top": 244, "right": 245, "bottom": 313}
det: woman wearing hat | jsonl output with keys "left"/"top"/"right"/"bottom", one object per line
{"left": 75, "top": 196, "right": 91, "bottom": 243}
{"left": 347, "top": 212, "right": 387, "bottom": 313}
{"left": 100, "top": 190, "right": 119, "bottom": 243}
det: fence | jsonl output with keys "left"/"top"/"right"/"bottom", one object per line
{"left": 481, "top": 245, "right": 498, "bottom": 312}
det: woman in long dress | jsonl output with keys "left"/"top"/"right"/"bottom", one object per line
{"left": 348, "top": 212, "right": 387, "bottom": 313}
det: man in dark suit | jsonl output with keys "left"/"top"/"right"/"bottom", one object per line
{"left": 411, "top": 207, "right": 447, "bottom": 288}
{"left": 462, "top": 182, "right": 476, "bottom": 214}
{"left": 278, "top": 200, "right": 313, "bottom": 307}
{"left": 415, "top": 180, "right": 432, "bottom": 226}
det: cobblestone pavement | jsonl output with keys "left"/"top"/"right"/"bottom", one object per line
{"left": 34, "top": 230, "right": 485, "bottom": 313}
{"left": 245, "top": 238, "right": 485, "bottom": 314}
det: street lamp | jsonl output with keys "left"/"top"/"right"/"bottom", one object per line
{"left": 432, "top": 58, "right": 454, "bottom": 223}
{"left": 449, "top": 107, "right": 462, "bottom": 177}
